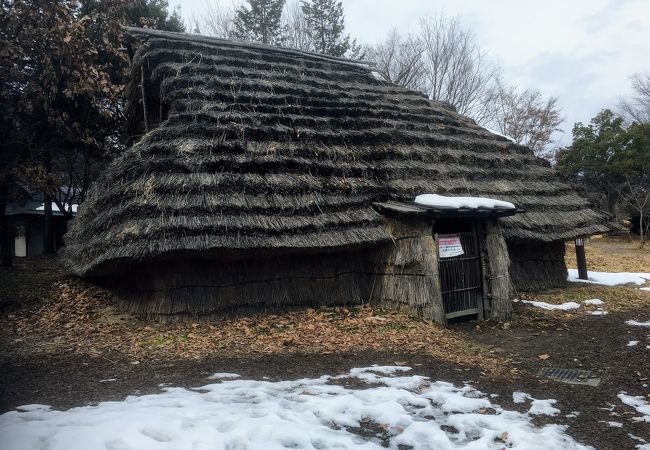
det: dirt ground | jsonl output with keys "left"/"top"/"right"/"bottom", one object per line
{"left": 1, "top": 237, "right": 649, "bottom": 450}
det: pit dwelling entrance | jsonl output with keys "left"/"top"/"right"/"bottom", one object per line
{"left": 374, "top": 195, "right": 520, "bottom": 324}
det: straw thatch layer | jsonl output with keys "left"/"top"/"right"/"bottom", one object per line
{"left": 484, "top": 220, "right": 513, "bottom": 320}
{"left": 372, "top": 217, "right": 446, "bottom": 324}
{"left": 508, "top": 241, "right": 568, "bottom": 291}
{"left": 62, "top": 28, "right": 608, "bottom": 278}
{"left": 110, "top": 249, "right": 376, "bottom": 319}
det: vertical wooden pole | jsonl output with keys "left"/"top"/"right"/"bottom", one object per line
{"left": 43, "top": 150, "right": 55, "bottom": 254}
{"left": 575, "top": 238, "right": 588, "bottom": 280}
{"left": 141, "top": 66, "right": 149, "bottom": 133}
{"left": 159, "top": 82, "right": 164, "bottom": 124}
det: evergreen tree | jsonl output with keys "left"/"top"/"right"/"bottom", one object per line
{"left": 556, "top": 110, "right": 626, "bottom": 214}
{"left": 126, "top": 0, "right": 185, "bottom": 32}
{"left": 233, "top": 0, "right": 286, "bottom": 45}
{"left": 557, "top": 110, "right": 650, "bottom": 244}
{"left": 80, "top": 0, "right": 185, "bottom": 32}
{"left": 300, "top": 0, "right": 352, "bottom": 56}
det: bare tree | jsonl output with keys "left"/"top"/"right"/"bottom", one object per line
{"left": 282, "top": 1, "right": 311, "bottom": 51}
{"left": 365, "top": 29, "right": 425, "bottom": 91}
{"left": 417, "top": 15, "right": 500, "bottom": 124}
{"left": 615, "top": 176, "right": 650, "bottom": 247}
{"left": 491, "top": 82, "right": 564, "bottom": 159}
{"left": 619, "top": 73, "right": 650, "bottom": 124}
{"left": 366, "top": 14, "right": 499, "bottom": 125}
{"left": 198, "top": 0, "right": 239, "bottom": 39}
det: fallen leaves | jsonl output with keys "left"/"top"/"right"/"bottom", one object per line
{"left": 1, "top": 272, "right": 514, "bottom": 379}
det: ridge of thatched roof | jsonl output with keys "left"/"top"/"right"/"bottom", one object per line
{"left": 62, "top": 28, "right": 609, "bottom": 277}
{"left": 123, "top": 26, "right": 376, "bottom": 69}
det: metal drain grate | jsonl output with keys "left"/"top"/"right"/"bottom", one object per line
{"left": 538, "top": 367, "right": 600, "bottom": 386}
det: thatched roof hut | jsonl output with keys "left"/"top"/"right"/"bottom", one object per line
{"left": 62, "top": 28, "right": 609, "bottom": 322}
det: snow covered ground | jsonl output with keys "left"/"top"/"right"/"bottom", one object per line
{"left": 618, "top": 392, "right": 650, "bottom": 423}
{"left": 513, "top": 299, "right": 581, "bottom": 310}
{"left": 513, "top": 298, "right": 608, "bottom": 315}
{"left": 626, "top": 320, "right": 650, "bottom": 327}
{"left": 0, "top": 366, "right": 591, "bottom": 450}
{"left": 567, "top": 270, "right": 650, "bottom": 286}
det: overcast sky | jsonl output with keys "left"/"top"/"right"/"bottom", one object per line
{"left": 169, "top": 0, "right": 650, "bottom": 146}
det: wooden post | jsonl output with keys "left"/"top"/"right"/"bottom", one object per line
{"left": 141, "top": 65, "right": 149, "bottom": 133}
{"left": 485, "top": 220, "right": 513, "bottom": 321}
{"left": 575, "top": 238, "right": 588, "bottom": 280}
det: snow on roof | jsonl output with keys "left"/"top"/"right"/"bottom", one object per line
{"left": 414, "top": 194, "right": 516, "bottom": 210}
{"left": 5, "top": 200, "right": 78, "bottom": 217}
{"left": 485, "top": 127, "right": 516, "bottom": 143}
{"left": 35, "top": 202, "right": 78, "bottom": 214}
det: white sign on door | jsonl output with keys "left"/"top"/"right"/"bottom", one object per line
{"left": 438, "top": 234, "right": 464, "bottom": 258}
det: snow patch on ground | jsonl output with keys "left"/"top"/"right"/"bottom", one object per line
{"left": 619, "top": 392, "right": 650, "bottom": 423}
{"left": 568, "top": 270, "right": 650, "bottom": 286}
{"left": 512, "top": 391, "right": 529, "bottom": 404}
{"left": 583, "top": 299, "right": 604, "bottom": 306}
{"left": 588, "top": 310, "right": 608, "bottom": 316}
{"left": 626, "top": 320, "right": 650, "bottom": 327}
{"left": 0, "top": 366, "right": 591, "bottom": 450}
{"left": 510, "top": 391, "right": 561, "bottom": 416}
{"left": 640, "top": 286, "right": 650, "bottom": 292}
{"left": 529, "top": 399, "right": 561, "bottom": 416}
{"left": 206, "top": 373, "right": 241, "bottom": 380}
{"left": 627, "top": 341, "right": 640, "bottom": 347}
{"left": 629, "top": 433, "right": 650, "bottom": 449}
{"left": 601, "top": 421, "right": 623, "bottom": 428}
{"left": 514, "top": 299, "right": 581, "bottom": 311}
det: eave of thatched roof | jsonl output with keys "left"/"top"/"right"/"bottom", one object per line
{"left": 62, "top": 28, "right": 609, "bottom": 277}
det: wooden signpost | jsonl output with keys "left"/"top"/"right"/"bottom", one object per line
{"left": 575, "top": 238, "right": 588, "bottom": 280}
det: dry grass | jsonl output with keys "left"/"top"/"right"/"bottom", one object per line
{"left": 565, "top": 235, "right": 650, "bottom": 273}
{"left": 518, "top": 284, "right": 649, "bottom": 315}
{"left": 516, "top": 236, "right": 650, "bottom": 314}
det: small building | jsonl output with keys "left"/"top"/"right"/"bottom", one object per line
{"left": 62, "top": 28, "right": 609, "bottom": 323}
{"left": 5, "top": 186, "right": 77, "bottom": 257}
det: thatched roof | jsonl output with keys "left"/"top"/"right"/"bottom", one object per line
{"left": 62, "top": 27, "right": 608, "bottom": 277}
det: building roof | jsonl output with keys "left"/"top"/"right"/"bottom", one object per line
{"left": 5, "top": 200, "right": 77, "bottom": 217}
{"left": 62, "top": 27, "right": 609, "bottom": 276}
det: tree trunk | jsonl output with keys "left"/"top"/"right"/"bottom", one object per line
{"left": 606, "top": 189, "right": 617, "bottom": 217}
{"left": 640, "top": 211, "right": 646, "bottom": 249}
{"left": 0, "top": 181, "right": 11, "bottom": 267}
{"left": 43, "top": 150, "right": 55, "bottom": 254}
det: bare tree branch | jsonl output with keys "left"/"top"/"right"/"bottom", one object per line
{"left": 365, "top": 29, "right": 425, "bottom": 91}
{"left": 365, "top": 14, "right": 500, "bottom": 125}
{"left": 490, "top": 81, "right": 564, "bottom": 160}
{"left": 619, "top": 73, "right": 650, "bottom": 124}
{"left": 198, "top": 0, "right": 240, "bottom": 39}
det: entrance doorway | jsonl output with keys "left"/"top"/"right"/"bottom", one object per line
{"left": 434, "top": 221, "right": 484, "bottom": 320}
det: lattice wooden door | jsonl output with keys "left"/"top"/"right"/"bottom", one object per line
{"left": 438, "top": 229, "right": 483, "bottom": 319}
